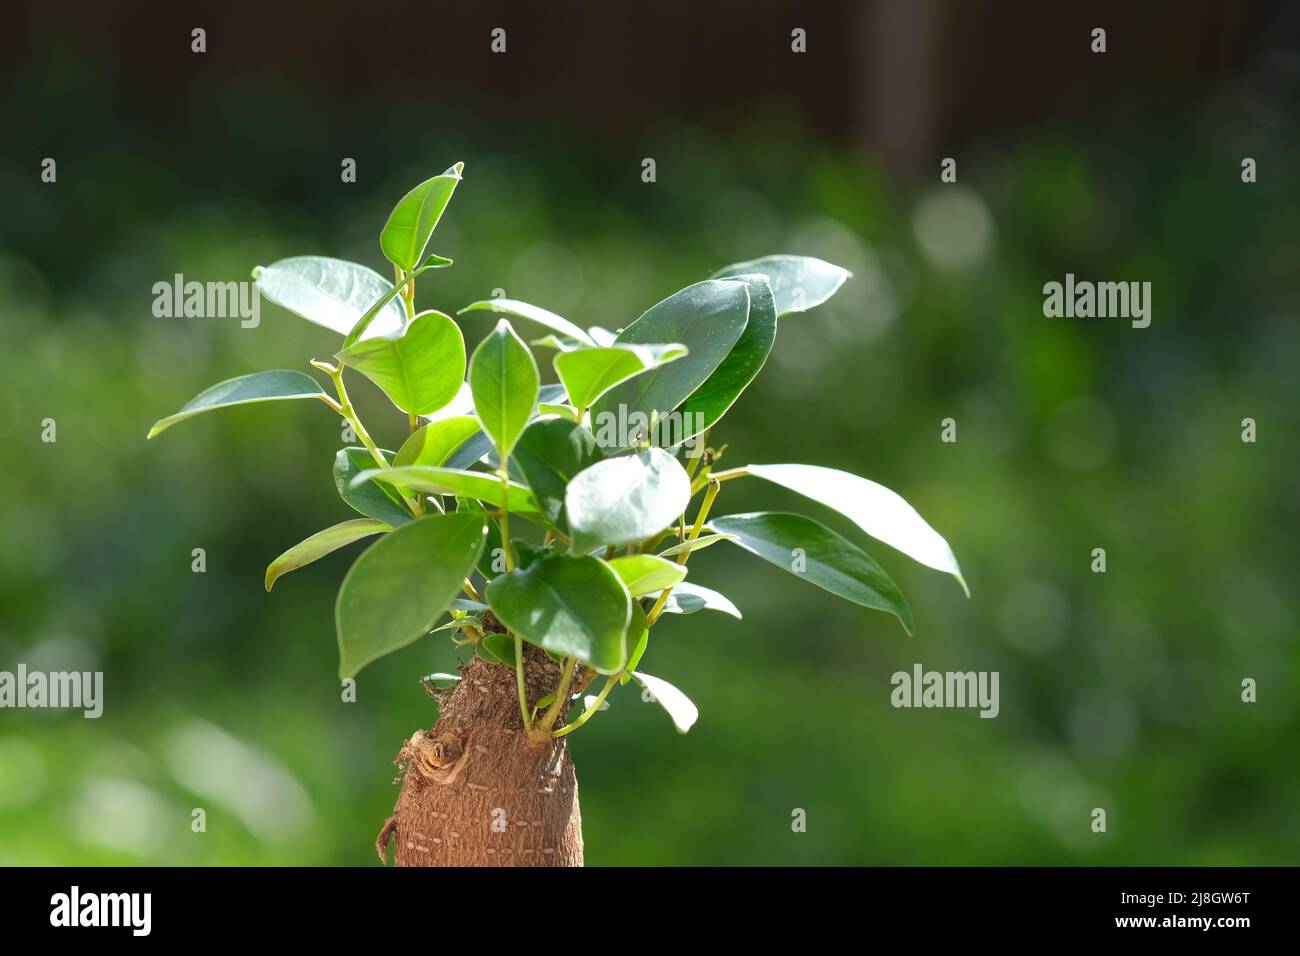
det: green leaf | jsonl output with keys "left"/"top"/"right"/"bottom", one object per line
{"left": 555, "top": 343, "right": 688, "bottom": 413}
{"left": 710, "top": 512, "right": 913, "bottom": 634}
{"left": 565, "top": 447, "right": 692, "bottom": 552}
{"left": 265, "top": 518, "right": 390, "bottom": 591}
{"left": 656, "top": 533, "right": 736, "bottom": 558}
{"left": 357, "top": 466, "right": 543, "bottom": 518}
{"left": 538, "top": 403, "right": 578, "bottom": 422}
{"left": 477, "top": 632, "right": 517, "bottom": 668}
{"left": 148, "top": 370, "right": 327, "bottom": 439}
{"left": 659, "top": 581, "right": 741, "bottom": 619}
{"left": 252, "top": 256, "right": 407, "bottom": 339}
{"left": 591, "top": 279, "right": 750, "bottom": 444}
{"left": 335, "top": 511, "right": 487, "bottom": 679}
{"left": 743, "top": 463, "right": 966, "bottom": 594}
{"left": 606, "top": 554, "right": 686, "bottom": 597}
{"left": 336, "top": 310, "right": 466, "bottom": 415}
{"left": 676, "top": 274, "right": 776, "bottom": 437}
{"left": 511, "top": 419, "right": 603, "bottom": 531}
{"left": 469, "top": 319, "right": 540, "bottom": 457}
{"left": 712, "top": 254, "right": 850, "bottom": 317}
{"left": 394, "top": 416, "right": 481, "bottom": 468}
{"left": 457, "top": 497, "right": 503, "bottom": 578}
{"left": 334, "top": 447, "right": 411, "bottom": 526}
{"left": 380, "top": 163, "right": 463, "bottom": 271}
{"left": 459, "top": 298, "right": 594, "bottom": 346}
{"left": 632, "top": 672, "right": 698, "bottom": 733}
{"left": 485, "top": 554, "right": 631, "bottom": 673}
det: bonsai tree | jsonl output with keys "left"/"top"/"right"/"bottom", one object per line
{"left": 148, "top": 163, "right": 966, "bottom": 866}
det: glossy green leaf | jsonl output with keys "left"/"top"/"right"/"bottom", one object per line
{"left": 591, "top": 279, "right": 750, "bottom": 444}
{"left": 632, "top": 672, "right": 698, "bottom": 733}
{"left": 477, "top": 632, "right": 517, "bottom": 668}
{"left": 469, "top": 319, "right": 539, "bottom": 457}
{"left": 380, "top": 163, "right": 463, "bottom": 271}
{"left": 555, "top": 343, "right": 688, "bottom": 413}
{"left": 710, "top": 512, "right": 914, "bottom": 634}
{"left": 659, "top": 581, "right": 741, "bottom": 619}
{"left": 712, "top": 254, "right": 850, "bottom": 316}
{"left": 676, "top": 274, "right": 776, "bottom": 436}
{"left": 394, "top": 416, "right": 481, "bottom": 469}
{"left": 458, "top": 298, "right": 594, "bottom": 346}
{"left": 538, "top": 403, "right": 578, "bottom": 422}
{"left": 336, "top": 310, "right": 466, "bottom": 415}
{"left": 356, "top": 466, "right": 543, "bottom": 518}
{"left": 606, "top": 554, "right": 686, "bottom": 596}
{"left": 512, "top": 418, "right": 603, "bottom": 531}
{"left": 252, "top": 256, "right": 406, "bottom": 339}
{"left": 335, "top": 511, "right": 487, "bottom": 679}
{"left": 148, "top": 370, "right": 327, "bottom": 439}
{"left": 565, "top": 447, "right": 692, "bottom": 552}
{"left": 265, "top": 518, "right": 390, "bottom": 591}
{"left": 744, "top": 463, "right": 966, "bottom": 594}
{"left": 485, "top": 554, "right": 631, "bottom": 673}
{"left": 333, "top": 447, "right": 411, "bottom": 527}
{"left": 655, "top": 533, "right": 736, "bottom": 558}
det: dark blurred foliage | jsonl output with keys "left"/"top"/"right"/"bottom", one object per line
{"left": 0, "top": 1, "right": 1296, "bottom": 864}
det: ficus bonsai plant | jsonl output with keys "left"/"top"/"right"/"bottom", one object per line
{"left": 148, "top": 162, "right": 966, "bottom": 866}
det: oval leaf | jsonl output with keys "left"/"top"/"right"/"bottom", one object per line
{"left": 566, "top": 447, "right": 692, "bottom": 552}
{"left": 712, "top": 254, "right": 850, "bottom": 317}
{"left": 337, "top": 309, "right": 466, "bottom": 415}
{"left": 632, "top": 671, "right": 698, "bottom": 733}
{"left": 710, "top": 511, "right": 913, "bottom": 634}
{"left": 459, "top": 298, "right": 594, "bottom": 346}
{"left": 148, "top": 370, "right": 326, "bottom": 439}
{"left": 335, "top": 511, "right": 487, "bottom": 679}
{"left": 606, "top": 554, "right": 687, "bottom": 597}
{"left": 554, "top": 343, "right": 687, "bottom": 413}
{"left": 659, "top": 581, "right": 741, "bottom": 619}
{"left": 394, "top": 416, "right": 482, "bottom": 468}
{"left": 253, "top": 256, "right": 407, "bottom": 340}
{"left": 358, "top": 466, "right": 542, "bottom": 518}
{"left": 380, "top": 163, "right": 463, "bottom": 271}
{"left": 512, "top": 418, "right": 603, "bottom": 531}
{"left": 265, "top": 518, "right": 390, "bottom": 591}
{"left": 485, "top": 554, "right": 631, "bottom": 673}
{"left": 744, "top": 463, "right": 966, "bottom": 594}
{"left": 469, "top": 319, "right": 540, "bottom": 457}
{"left": 590, "top": 279, "right": 750, "bottom": 446}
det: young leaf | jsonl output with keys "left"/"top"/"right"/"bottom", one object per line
{"left": 590, "top": 279, "right": 750, "bottom": 441}
{"left": 459, "top": 298, "right": 595, "bottom": 346}
{"left": 148, "top": 370, "right": 327, "bottom": 439}
{"left": 676, "top": 274, "right": 776, "bottom": 437}
{"left": 335, "top": 511, "right": 487, "bottom": 679}
{"left": 554, "top": 343, "right": 688, "bottom": 412}
{"left": 606, "top": 554, "right": 687, "bottom": 597}
{"left": 336, "top": 310, "right": 466, "bottom": 415}
{"left": 659, "top": 581, "right": 741, "bottom": 619}
{"left": 743, "top": 463, "right": 966, "bottom": 594}
{"left": 394, "top": 416, "right": 481, "bottom": 468}
{"left": 655, "top": 533, "right": 736, "bottom": 558}
{"left": 334, "top": 447, "right": 411, "bottom": 527}
{"left": 265, "top": 518, "right": 390, "bottom": 591}
{"left": 632, "top": 672, "right": 698, "bottom": 734}
{"left": 565, "top": 447, "right": 692, "bottom": 552}
{"left": 485, "top": 554, "right": 631, "bottom": 673}
{"left": 538, "top": 403, "right": 579, "bottom": 422}
{"left": 356, "top": 466, "right": 543, "bottom": 518}
{"left": 709, "top": 512, "right": 914, "bottom": 634}
{"left": 469, "top": 319, "right": 539, "bottom": 457}
{"left": 477, "top": 632, "right": 517, "bottom": 668}
{"left": 380, "top": 163, "right": 463, "bottom": 271}
{"left": 511, "top": 418, "right": 603, "bottom": 531}
{"left": 252, "top": 256, "right": 407, "bottom": 339}
{"left": 712, "top": 254, "right": 850, "bottom": 317}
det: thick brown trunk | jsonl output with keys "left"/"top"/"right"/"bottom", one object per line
{"left": 376, "top": 644, "right": 584, "bottom": 866}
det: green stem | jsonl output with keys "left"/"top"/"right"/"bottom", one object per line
{"left": 553, "top": 674, "right": 617, "bottom": 737}
{"left": 514, "top": 632, "right": 532, "bottom": 731}
{"left": 536, "top": 657, "right": 577, "bottom": 734}
{"left": 647, "top": 477, "right": 721, "bottom": 627}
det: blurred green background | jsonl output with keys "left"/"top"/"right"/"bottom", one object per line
{"left": 1, "top": 1, "right": 1297, "bottom": 865}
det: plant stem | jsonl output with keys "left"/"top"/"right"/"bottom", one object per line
{"left": 329, "top": 367, "right": 387, "bottom": 470}
{"left": 536, "top": 657, "right": 577, "bottom": 734}
{"left": 513, "top": 632, "right": 532, "bottom": 731}
{"left": 462, "top": 578, "right": 483, "bottom": 603}
{"left": 553, "top": 674, "right": 617, "bottom": 737}
{"left": 647, "top": 476, "right": 721, "bottom": 627}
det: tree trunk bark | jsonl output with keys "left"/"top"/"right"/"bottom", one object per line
{"left": 376, "top": 643, "right": 584, "bottom": 867}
